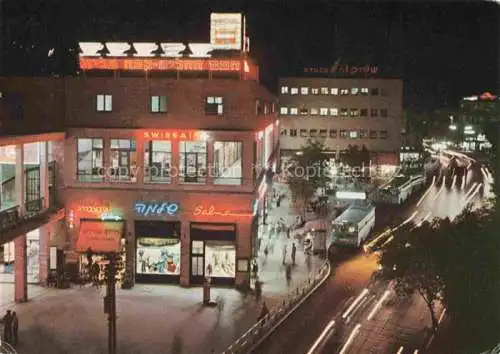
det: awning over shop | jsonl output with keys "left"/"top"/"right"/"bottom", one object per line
{"left": 76, "top": 220, "right": 124, "bottom": 253}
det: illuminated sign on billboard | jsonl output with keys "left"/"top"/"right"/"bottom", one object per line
{"left": 210, "top": 13, "right": 243, "bottom": 50}
{"left": 138, "top": 130, "right": 205, "bottom": 141}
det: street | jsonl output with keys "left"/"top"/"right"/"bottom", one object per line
{"left": 253, "top": 157, "right": 489, "bottom": 354}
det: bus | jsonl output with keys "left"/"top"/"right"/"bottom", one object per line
{"left": 378, "top": 174, "right": 426, "bottom": 204}
{"left": 330, "top": 203, "right": 376, "bottom": 248}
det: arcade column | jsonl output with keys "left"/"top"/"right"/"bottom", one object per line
{"left": 15, "top": 144, "right": 25, "bottom": 216}
{"left": 38, "top": 223, "right": 52, "bottom": 285}
{"left": 39, "top": 141, "right": 50, "bottom": 209}
{"left": 14, "top": 234, "right": 28, "bottom": 303}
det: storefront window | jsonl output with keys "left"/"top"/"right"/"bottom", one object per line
{"left": 205, "top": 241, "right": 236, "bottom": 278}
{"left": 191, "top": 240, "right": 204, "bottom": 276}
{"left": 77, "top": 138, "right": 103, "bottom": 182}
{"left": 213, "top": 141, "right": 243, "bottom": 185}
{"left": 179, "top": 141, "right": 207, "bottom": 183}
{"left": 144, "top": 140, "right": 172, "bottom": 183}
{"left": 136, "top": 237, "right": 181, "bottom": 275}
{"left": 110, "top": 139, "right": 137, "bottom": 182}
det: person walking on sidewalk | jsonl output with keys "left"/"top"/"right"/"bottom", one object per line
{"left": 252, "top": 260, "right": 259, "bottom": 279}
{"left": 282, "top": 243, "right": 288, "bottom": 265}
{"left": 255, "top": 277, "right": 263, "bottom": 302}
{"left": 11, "top": 311, "right": 18, "bottom": 345}
{"left": 285, "top": 264, "right": 292, "bottom": 287}
{"left": 291, "top": 242, "right": 297, "bottom": 265}
{"left": 1, "top": 310, "right": 12, "bottom": 343}
{"left": 258, "top": 301, "right": 269, "bottom": 324}
{"left": 263, "top": 245, "right": 269, "bottom": 263}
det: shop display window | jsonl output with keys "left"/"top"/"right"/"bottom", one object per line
{"left": 136, "top": 237, "right": 181, "bottom": 275}
{"left": 204, "top": 241, "right": 236, "bottom": 278}
{"left": 213, "top": 141, "right": 243, "bottom": 185}
{"left": 144, "top": 140, "right": 172, "bottom": 183}
{"left": 179, "top": 141, "right": 207, "bottom": 183}
{"left": 76, "top": 138, "right": 103, "bottom": 182}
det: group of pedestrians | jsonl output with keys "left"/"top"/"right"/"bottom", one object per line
{"left": 1, "top": 309, "right": 19, "bottom": 345}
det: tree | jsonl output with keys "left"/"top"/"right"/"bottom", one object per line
{"left": 379, "top": 221, "right": 444, "bottom": 333}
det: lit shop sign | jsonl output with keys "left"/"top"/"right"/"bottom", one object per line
{"left": 138, "top": 130, "right": 204, "bottom": 141}
{"left": 77, "top": 205, "right": 111, "bottom": 214}
{"left": 304, "top": 60, "right": 378, "bottom": 75}
{"left": 335, "top": 191, "right": 367, "bottom": 200}
{"left": 79, "top": 57, "right": 242, "bottom": 72}
{"left": 100, "top": 213, "right": 122, "bottom": 221}
{"left": 134, "top": 202, "right": 180, "bottom": 217}
{"left": 193, "top": 205, "right": 252, "bottom": 217}
{"left": 210, "top": 13, "right": 244, "bottom": 50}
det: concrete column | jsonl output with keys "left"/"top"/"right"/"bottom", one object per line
{"left": 135, "top": 138, "right": 144, "bottom": 185}
{"left": 39, "top": 142, "right": 50, "bottom": 209}
{"left": 38, "top": 224, "right": 51, "bottom": 285}
{"left": 15, "top": 144, "right": 25, "bottom": 217}
{"left": 14, "top": 234, "right": 28, "bottom": 302}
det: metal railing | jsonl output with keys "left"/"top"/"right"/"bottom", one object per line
{"left": 0, "top": 197, "right": 48, "bottom": 233}
{"left": 0, "top": 340, "right": 18, "bottom": 354}
{"left": 222, "top": 260, "right": 331, "bottom": 354}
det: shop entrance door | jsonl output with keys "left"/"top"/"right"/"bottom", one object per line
{"left": 190, "top": 240, "right": 205, "bottom": 284}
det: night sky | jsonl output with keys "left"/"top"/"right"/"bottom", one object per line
{"left": 2, "top": 0, "right": 499, "bottom": 111}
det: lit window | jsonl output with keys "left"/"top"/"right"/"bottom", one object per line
{"left": 351, "top": 88, "right": 359, "bottom": 95}
{"left": 310, "top": 129, "right": 318, "bottom": 137}
{"left": 110, "top": 139, "right": 137, "bottom": 182}
{"left": 264, "top": 103, "right": 269, "bottom": 115}
{"left": 96, "top": 94, "right": 112, "bottom": 112}
{"left": 349, "top": 131, "right": 358, "bottom": 139}
{"left": 320, "top": 108, "right": 328, "bottom": 116}
{"left": 379, "top": 130, "right": 388, "bottom": 139}
{"left": 361, "top": 88, "right": 369, "bottom": 95}
{"left": 330, "top": 88, "right": 339, "bottom": 95}
{"left": 329, "top": 129, "right": 337, "bottom": 138}
{"left": 340, "top": 108, "right": 348, "bottom": 117}
{"left": 179, "top": 141, "right": 207, "bottom": 183}
{"left": 300, "top": 87, "right": 309, "bottom": 95}
{"left": 340, "top": 130, "right": 348, "bottom": 138}
{"left": 214, "top": 141, "right": 243, "bottom": 185}
{"left": 290, "top": 87, "right": 299, "bottom": 95}
{"left": 360, "top": 129, "right": 368, "bottom": 138}
{"left": 281, "top": 86, "right": 289, "bottom": 94}
{"left": 144, "top": 140, "right": 172, "bottom": 183}
{"left": 280, "top": 107, "right": 289, "bottom": 115}
{"left": 319, "top": 129, "right": 327, "bottom": 138}
{"left": 151, "top": 95, "right": 167, "bottom": 113}
{"left": 360, "top": 109, "right": 368, "bottom": 117}
{"left": 380, "top": 109, "right": 388, "bottom": 117}
{"left": 76, "top": 138, "right": 103, "bottom": 182}
{"left": 255, "top": 99, "right": 263, "bottom": 115}
{"left": 330, "top": 108, "right": 338, "bottom": 116}
{"left": 370, "top": 130, "right": 378, "bottom": 139}
{"left": 311, "top": 88, "right": 319, "bottom": 95}
{"left": 321, "top": 87, "right": 329, "bottom": 95}
{"left": 340, "top": 89, "right": 349, "bottom": 95}
{"left": 290, "top": 129, "right": 297, "bottom": 137}
{"left": 299, "top": 129, "right": 308, "bottom": 137}
{"left": 350, "top": 109, "right": 359, "bottom": 117}
{"left": 310, "top": 108, "right": 319, "bottom": 115}
{"left": 280, "top": 129, "right": 288, "bottom": 136}
{"left": 300, "top": 108, "right": 309, "bottom": 115}
{"left": 371, "top": 109, "right": 378, "bottom": 117}
{"left": 290, "top": 107, "right": 298, "bottom": 115}
{"left": 205, "top": 96, "right": 223, "bottom": 115}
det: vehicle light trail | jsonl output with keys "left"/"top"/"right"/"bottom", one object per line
{"left": 305, "top": 320, "right": 335, "bottom": 354}
{"left": 396, "top": 345, "right": 404, "bottom": 354}
{"left": 367, "top": 290, "right": 391, "bottom": 321}
{"left": 342, "top": 288, "right": 369, "bottom": 319}
{"left": 416, "top": 177, "right": 435, "bottom": 207}
{"left": 451, "top": 174, "right": 457, "bottom": 188}
{"left": 464, "top": 183, "right": 481, "bottom": 206}
{"left": 338, "top": 323, "right": 362, "bottom": 354}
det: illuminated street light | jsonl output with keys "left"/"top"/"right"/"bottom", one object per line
{"left": 449, "top": 124, "right": 457, "bottom": 131}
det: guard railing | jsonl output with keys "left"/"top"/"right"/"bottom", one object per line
{"left": 222, "top": 260, "right": 331, "bottom": 354}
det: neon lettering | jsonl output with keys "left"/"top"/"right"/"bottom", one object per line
{"left": 193, "top": 205, "right": 252, "bottom": 218}
{"left": 135, "top": 201, "right": 179, "bottom": 216}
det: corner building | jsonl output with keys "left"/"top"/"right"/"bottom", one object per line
{"left": 278, "top": 77, "right": 403, "bottom": 169}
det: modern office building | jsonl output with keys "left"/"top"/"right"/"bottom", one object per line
{"left": 278, "top": 77, "right": 403, "bottom": 170}
{"left": 0, "top": 13, "right": 278, "bottom": 300}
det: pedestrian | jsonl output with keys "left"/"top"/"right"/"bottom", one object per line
{"left": 1, "top": 310, "right": 12, "bottom": 343}
{"left": 282, "top": 243, "right": 288, "bottom": 265}
{"left": 254, "top": 278, "right": 263, "bottom": 302}
{"left": 92, "top": 262, "right": 100, "bottom": 288}
{"left": 263, "top": 245, "right": 269, "bottom": 260}
{"left": 252, "top": 260, "right": 259, "bottom": 278}
{"left": 11, "top": 311, "right": 18, "bottom": 345}
{"left": 216, "top": 295, "right": 225, "bottom": 321}
{"left": 258, "top": 301, "right": 269, "bottom": 323}
{"left": 291, "top": 242, "right": 297, "bottom": 265}
{"left": 285, "top": 264, "right": 292, "bottom": 287}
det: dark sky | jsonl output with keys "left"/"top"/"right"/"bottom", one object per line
{"left": 2, "top": 0, "right": 499, "bottom": 111}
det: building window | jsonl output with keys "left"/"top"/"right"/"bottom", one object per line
{"left": 280, "top": 107, "right": 289, "bottom": 115}
{"left": 320, "top": 108, "right": 329, "bottom": 116}
{"left": 214, "top": 141, "right": 242, "bottom": 185}
{"left": 380, "top": 88, "right": 388, "bottom": 96}
{"left": 271, "top": 102, "right": 276, "bottom": 113}
{"left": 299, "top": 129, "right": 308, "bottom": 137}
{"left": 300, "top": 108, "right": 309, "bottom": 115}
{"left": 340, "top": 108, "right": 348, "bottom": 117}
{"left": 361, "top": 88, "right": 369, "bottom": 95}
{"left": 379, "top": 130, "right": 388, "bottom": 139}
{"left": 360, "top": 129, "right": 368, "bottom": 139}
{"left": 340, "top": 130, "right": 348, "bottom": 138}
{"left": 371, "top": 109, "right": 378, "bottom": 117}
{"left": 264, "top": 103, "right": 269, "bottom": 115}
{"left": 110, "top": 139, "right": 137, "bottom": 182}
{"left": 360, "top": 109, "right": 368, "bottom": 117}
{"left": 300, "top": 87, "right": 309, "bottom": 95}
{"left": 281, "top": 86, "right": 289, "bottom": 94}
{"left": 351, "top": 88, "right": 359, "bottom": 95}
{"left": 370, "top": 130, "right": 378, "bottom": 139}
{"left": 255, "top": 99, "right": 263, "bottom": 115}
{"left": 144, "top": 140, "right": 172, "bottom": 183}
{"left": 371, "top": 88, "right": 379, "bottom": 96}
{"left": 380, "top": 109, "right": 388, "bottom": 117}
{"left": 96, "top": 94, "right": 112, "bottom": 112}
{"left": 331, "top": 88, "right": 339, "bottom": 95}
{"left": 330, "top": 108, "right": 338, "bottom": 116}
{"left": 290, "top": 129, "right": 297, "bottom": 137}
{"left": 310, "top": 108, "right": 319, "bottom": 115}
{"left": 311, "top": 88, "right": 319, "bottom": 95}
{"left": 151, "top": 95, "right": 167, "bottom": 113}
{"left": 310, "top": 129, "right": 318, "bottom": 137}
{"left": 290, "top": 107, "right": 298, "bottom": 115}
{"left": 179, "top": 141, "right": 207, "bottom": 183}
{"left": 76, "top": 138, "right": 103, "bottom": 182}
{"left": 329, "top": 129, "right": 337, "bottom": 138}
{"left": 290, "top": 87, "right": 299, "bottom": 95}
{"left": 350, "top": 109, "right": 359, "bottom": 117}
{"left": 191, "top": 240, "right": 204, "bottom": 276}
{"left": 349, "top": 131, "right": 359, "bottom": 139}
{"left": 205, "top": 96, "right": 223, "bottom": 115}
{"left": 340, "top": 89, "right": 349, "bottom": 95}
{"left": 321, "top": 87, "right": 329, "bottom": 95}
{"left": 280, "top": 129, "right": 287, "bottom": 136}
{"left": 319, "top": 129, "right": 327, "bottom": 138}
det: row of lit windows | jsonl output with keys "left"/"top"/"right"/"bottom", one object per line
{"left": 280, "top": 107, "right": 388, "bottom": 117}
{"left": 281, "top": 128, "right": 388, "bottom": 139}
{"left": 95, "top": 94, "right": 274, "bottom": 116}
{"left": 280, "top": 86, "right": 386, "bottom": 96}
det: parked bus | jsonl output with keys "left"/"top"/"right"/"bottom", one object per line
{"left": 330, "top": 203, "right": 376, "bottom": 248}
